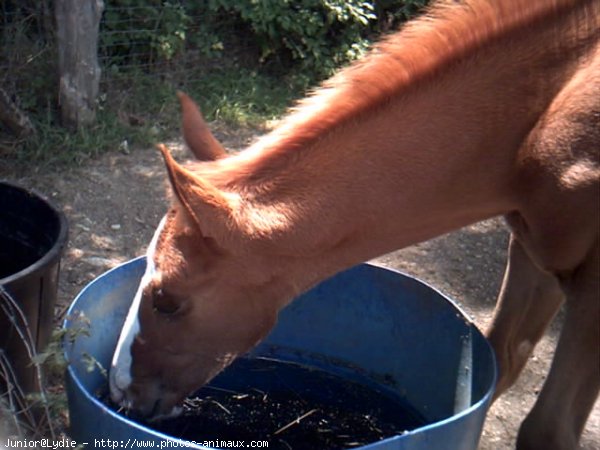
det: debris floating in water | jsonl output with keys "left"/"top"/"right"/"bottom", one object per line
{"left": 273, "top": 408, "right": 318, "bottom": 435}
{"left": 104, "top": 357, "right": 427, "bottom": 449}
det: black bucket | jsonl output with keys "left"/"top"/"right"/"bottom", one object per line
{"left": 0, "top": 181, "right": 68, "bottom": 394}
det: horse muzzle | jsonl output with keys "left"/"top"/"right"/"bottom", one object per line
{"left": 109, "top": 369, "right": 183, "bottom": 420}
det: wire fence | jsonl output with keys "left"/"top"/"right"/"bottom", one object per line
{"left": 96, "top": 8, "right": 246, "bottom": 79}
{"left": 0, "top": 285, "right": 56, "bottom": 440}
{"left": 0, "top": 1, "right": 425, "bottom": 159}
{"left": 1, "top": 2, "right": 262, "bottom": 96}
{"left": 0, "top": 1, "right": 293, "bottom": 149}
{"left": 0, "top": 4, "right": 53, "bottom": 93}
{"left": 0, "top": 1, "right": 419, "bottom": 101}
{"left": 1, "top": 3, "right": 248, "bottom": 110}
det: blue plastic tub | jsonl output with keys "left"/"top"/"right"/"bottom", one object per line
{"left": 64, "top": 257, "right": 496, "bottom": 449}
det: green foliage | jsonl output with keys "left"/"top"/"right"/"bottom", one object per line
{"left": 100, "top": 0, "right": 189, "bottom": 68}
{"left": 189, "top": 67, "right": 305, "bottom": 126}
{"left": 4, "top": 66, "right": 302, "bottom": 170}
{"left": 202, "top": 0, "right": 430, "bottom": 82}
{"left": 377, "top": 0, "right": 429, "bottom": 23}
{"left": 207, "top": 0, "right": 376, "bottom": 80}
{"left": 98, "top": 1, "right": 429, "bottom": 81}
{"left": 32, "top": 313, "right": 92, "bottom": 377}
{"left": 2, "top": 0, "right": 430, "bottom": 167}
{"left": 0, "top": 3, "right": 57, "bottom": 110}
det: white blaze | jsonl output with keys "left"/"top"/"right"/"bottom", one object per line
{"left": 109, "top": 216, "right": 167, "bottom": 404}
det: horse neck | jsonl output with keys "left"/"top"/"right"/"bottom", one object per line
{"left": 202, "top": 1, "right": 597, "bottom": 300}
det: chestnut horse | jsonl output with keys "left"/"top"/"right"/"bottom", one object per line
{"left": 110, "top": 0, "right": 599, "bottom": 448}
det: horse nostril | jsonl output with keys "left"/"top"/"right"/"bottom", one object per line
{"left": 149, "top": 398, "right": 162, "bottom": 418}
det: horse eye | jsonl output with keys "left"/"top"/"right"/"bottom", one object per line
{"left": 151, "top": 288, "right": 180, "bottom": 315}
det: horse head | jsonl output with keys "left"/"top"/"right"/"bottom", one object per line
{"left": 109, "top": 93, "right": 284, "bottom": 418}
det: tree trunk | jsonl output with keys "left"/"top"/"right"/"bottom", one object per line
{"left": 55, "top": 0, "right": 104, "bottom": 129}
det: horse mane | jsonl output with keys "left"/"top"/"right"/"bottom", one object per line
{"left": 196, "top": 0, "right": 597, "bottom": 184}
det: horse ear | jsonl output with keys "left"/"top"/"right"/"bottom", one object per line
{"left": 157, "top": 144, "right": 233, "bottom": 239}
{"left": 177, "top": 91, "right": 226, "bottom": 161}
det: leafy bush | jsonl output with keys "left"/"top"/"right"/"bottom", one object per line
{"left": 376, "top": 0, "right": 429, "bottom": 24}
{"left": 99, "top": 0, "right": 189, "bottom": 68}
{"left": 1, "top": 0, "right": 430, "bottom": 164}
{"left": 98, "top": 1, "right": 429, "bottom": 80}
{"left": 206, "top": 0, "right": 376, "bottom": 80}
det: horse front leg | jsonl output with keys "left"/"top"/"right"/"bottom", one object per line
{"left": 486, "top": 234, "right": 565, "bottom": 399}
{"left": 516, "top": 244, "right": 600, "bottom": 450}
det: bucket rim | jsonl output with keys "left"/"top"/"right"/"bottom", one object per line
{"left": 64, "top": 256, "right": 498, "bottom": 449}
{"left": 0, "top": 180, "right": 69, "bottom": 285}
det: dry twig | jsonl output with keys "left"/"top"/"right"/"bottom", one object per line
{"left": 273, "top": 409, "right": 318, "bottom": 436}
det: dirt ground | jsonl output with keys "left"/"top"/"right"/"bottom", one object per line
{"left": 2, "top": 124, "right": 598, "bottom": 449}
